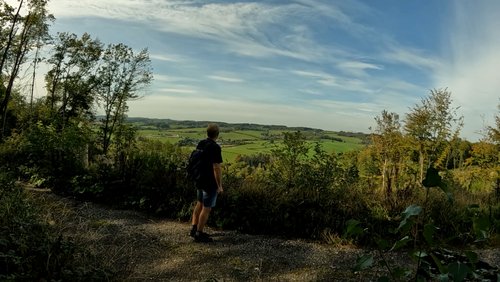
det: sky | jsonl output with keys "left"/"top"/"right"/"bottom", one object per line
{"left": 15, "top": 0, "right": 500, "bottom": 140}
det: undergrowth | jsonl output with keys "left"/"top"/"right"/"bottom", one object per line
{"left": 0, "top": 171, "right": 113, "bottom": 281}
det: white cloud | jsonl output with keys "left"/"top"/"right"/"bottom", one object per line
{"left": 337, "top": 61, "right": 382, "bottom": 77}
{"left": 291, "top": 70, "right": 339, "bottom": 87}
{"left": 158, "top": 88, "right": 197, "bottom": 94}
{"left": 46, "top": 0, "right": 349, "bottom": 63}
{"left": 207, "top": 75, "right": 244, "bottom": 83}
{"left": 383, "top": 45, "right": 442, "bottom": 71}
{"left": 434, "top": 1, "right": 500, "bottom": 140}
{"left": 291, "top": 69, "right": 375, "bottom": 93}
{"left": 149, "top": 54, "right": 182, "bottom": 62}
{"left": 153, "top": 74, "right": 200, "bottom": 83}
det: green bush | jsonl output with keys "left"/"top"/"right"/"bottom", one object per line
{"left": 123, "top": 140, "right": 191, "bottom": 216}
{"left": 74, "top": 139, "right": 194, "bottom": 217}
{"left": 0, "top": 171, "right": 110, "bottom": 281}
{"left": 0, "top": 122, "right": 90, "bottom": 191}
{"left": 211, "top": 150, "right": 376, "bottom": 240}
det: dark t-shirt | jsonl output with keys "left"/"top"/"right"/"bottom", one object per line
{"left": 196, "top": 138, "right": 222, "bottom": 191}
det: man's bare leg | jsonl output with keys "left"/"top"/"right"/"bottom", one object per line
{"left": 197, "top": 207, "right": 212, "bottom": 232}
{"left": 191, "top": 201, "right": 202, "bottom": 226}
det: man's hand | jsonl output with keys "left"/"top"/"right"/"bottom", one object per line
{"left": 217, "top": 186, "right": 224, "bottom": 194}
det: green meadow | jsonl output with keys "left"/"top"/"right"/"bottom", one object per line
{"left": 133, "top": 118, "right": 368, "bottom": 163}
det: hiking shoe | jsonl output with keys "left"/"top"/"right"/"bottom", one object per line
{"left": 189, "top": 226, "right": 197, "bottom": 237}
{"left": 194, "top": 231, "right": 213, "bottom": 243}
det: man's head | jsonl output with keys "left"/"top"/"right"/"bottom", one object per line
{"left": 207, "top": 123, "right": 220, "bottom": 139}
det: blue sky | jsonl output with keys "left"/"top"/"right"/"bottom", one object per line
{"left": 26, "top": 1, "right": 500, "bottom": 140}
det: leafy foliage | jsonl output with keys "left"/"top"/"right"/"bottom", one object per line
{"left": 352, "top": 185, "right": 499, "bottom": 281}
{"left": 0, "top": 172, "right": 110, "bottom": 280}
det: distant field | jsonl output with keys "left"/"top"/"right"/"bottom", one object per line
{"left": 136, "top": 126, "right": 365, "bottom": 163}
{"left": 129, "top": 118, "right": 367, "bottom": 163}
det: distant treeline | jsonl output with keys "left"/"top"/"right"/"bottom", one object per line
{"left": 337, "top": 131, "right": 371, "bottom": 144}
{"left": 126, "top": 117, "right": 371, "bottom": 141}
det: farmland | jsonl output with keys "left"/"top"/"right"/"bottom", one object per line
{"left": 130, "top": 118, "right": 369, "bottom": 163}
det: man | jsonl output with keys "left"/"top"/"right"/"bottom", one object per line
{"left": 190, "top": 123, "right": 223, "bottom": 242}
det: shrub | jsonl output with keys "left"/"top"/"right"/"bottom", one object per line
{"left": 0, "top": 122, "right": 91, "bottom": 191}
{"left": 0, "top": 171, "right": 110, "bottom": 280}
{"left": 74, "top": 139, "right": 193, "bottom": 217}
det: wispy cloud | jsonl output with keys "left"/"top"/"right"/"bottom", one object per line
{"left": 207, "top": 75, "right": 244, "bottom": 83}
{"left": 291, "top": 70, "right": 339, "bottom": 87}
{"left": 434, "top": 1, "right": 500, "bottom": 139}
{"left": 48, "top": 1, "right": 354, "bottom": 63}
{"left": 291, "top": 69, "right": 375, "bottom": 93}
{"left": 337, "top": 61, "right": 382, "bottom": 77}
{"left": 149, "top": 54, "right": 182, "bottom": 62}
{"left": 158, "top": 87, "right": 197, "bottom": 94}
{"left": 382, "top": 45, "right": 443, "bottom": 71}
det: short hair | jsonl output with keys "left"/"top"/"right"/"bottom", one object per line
{"left": 207, "top": 123, "right": 220, "bottom": 139}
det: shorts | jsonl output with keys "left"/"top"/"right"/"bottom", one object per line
{"left": 197, "top": 189, "right": 217, "bottom": 208}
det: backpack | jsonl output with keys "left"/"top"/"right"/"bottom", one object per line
{"left": 186, "top": 147, "right": 208, "bottom": 182}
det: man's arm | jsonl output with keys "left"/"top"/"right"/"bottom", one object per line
{"left": 213, "top": 163, "right": 223, "bottom": 193}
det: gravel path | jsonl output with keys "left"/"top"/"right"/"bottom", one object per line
{"left": 30, "top": 190, "right": 499, "bottom": 281}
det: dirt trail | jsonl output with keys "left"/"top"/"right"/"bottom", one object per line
{"left": 31, "top": 190, "right": 499, "bottom": 281}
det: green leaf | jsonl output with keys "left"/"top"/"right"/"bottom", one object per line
{"left": 430, "top": 253, "right": 448, "bottom": 274}
{"left": 392, "top": 267, "right": 410, "bottom": 278}
{"left": 139, "top": 197, "right": 147, "bottom": 207}
{"left": 437, "top": 274, "right": 450, "bottom": 282}
{"left": 353, "top": 254, "right": 373, "bottom": 272}
{"left": 448, "top": 262, "right": 471, "bottom": 282}
{"left": 444, "top": 191, "right": 454, "bottom": 203}
{"left": 397, "top": 205, "right": 422, "bottom": 232}
{"left": 472, "top": 215, "right": 491, "bottom": 242}
{"left": 412, "top": 250, "right": 428, "bottom": 259}
{"left": 390, "top": 236, "right": 411, "bottom": 251}
{"left": 423, "top": 223, "right": 437, "bottom": 246}
{"left": 377, "top": 277, "right": 390, "bottom": 282}
{"left": 464, "top": 251, "right": 478, "bottom": 265}
{"left": 375, "top": 238, "right": 390, "bottom": 250}
{"left": 422, "top": 166, "right": 442, "bottom": 188}
{"left": 344, "top": 219, "right": 363, "bottom": 238}
{"left": 438, "top": 182, "right": 453, "bottom": 202}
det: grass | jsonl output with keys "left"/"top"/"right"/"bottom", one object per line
{"left": 222, "top": 141, "right": 274, "bottom": 162}
{"left": 135, "top": 123, "right": 366, "bottom": 163}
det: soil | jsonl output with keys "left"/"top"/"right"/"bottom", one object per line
{"left": 29, "top": 189, "right": 499, "bottom": 281}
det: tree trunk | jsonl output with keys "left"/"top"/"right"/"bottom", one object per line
{"left": 381, "top": 158, "right": 387, "bottom": 193}
{"left": 1, "top": 10, "right": 32, "bottom": 138}
{"left": 0, "top": 0, "right": 23, "bottom": 76}
{"left": 496, "top": 178, "right": 500, "bottom": 202}
{"left": 419, "top": 148, "right": 424, "bottom": 184}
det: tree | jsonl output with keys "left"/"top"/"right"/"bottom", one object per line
{"left": 96, "top": 43, "right": 152, "bottom": 155}
{"left": 404, "top": 89, "right": 463, "bottom": 182}
{"left": 44, "top": 32, "right": 102, "bottom": 129}
{"left": 488, "top": 102, "right": 500, "bottom": 144}
{"left": 0, "top": 0, "right": 53, "bottom": 138}
{"left": 357, "top": 145, "right": 380, "bottom": 190}
{"left": 371, "top": 110, "right": 407, "bottom": 199}
{"left": 449, "top": 138, "right": 472, "bottom": 169}
{"left": 485, "top": 102, "right": 500, "bottom": 199}
{"left": 270, "top": 131, "right": 310, "bottom": 189}
{"left": 467, "top": 141, "right": 498, "bottom": 169}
